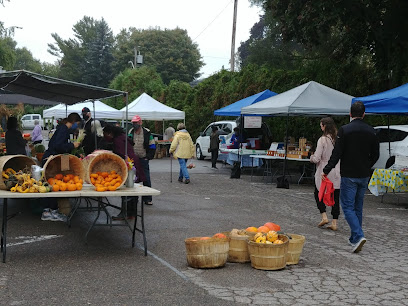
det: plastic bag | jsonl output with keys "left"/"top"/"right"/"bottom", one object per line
{"left": 31, "top": 165, "right": 43, "bottom": 181}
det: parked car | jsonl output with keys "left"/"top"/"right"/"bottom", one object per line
{"left": 21, "top": 114, "right": 43, "bottom": 129}
{"left": 195, "top": 119, "right": 273, "bottom": 160}
{"left": 373, "top": 125, "right": 408, "bottom": 168}
{"left": 195, "top": 121, "right": 236, "bottom": 160}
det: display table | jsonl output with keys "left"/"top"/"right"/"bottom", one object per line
{"left": 220, "top": 148, "right": 267, "bottom": 168}
{"left": 368, "top": 168, "right": 408, "bottom": 196}
{"left": 1, "top": 184, "right": 161, "bottom": 263}
{"left": 250, "top": 155, "right": 313, "bottom": 184}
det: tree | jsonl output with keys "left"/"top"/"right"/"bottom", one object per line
{"left": 250, "top": 0, "right": 408, "bottom": 89}
{"left": 48, "top": 16, "right": 115, "bottom": 87}
{"left": 109, "top": 66, "right": 165, "bottom": 109}
{"left": 0, "top": 36, "right": 16, "bottom": 70}
{"left": 113, "top": 27, "right": 203, "bottom": 84}
{"left": 13, "top": 47, "right": 42, "bottom": 72}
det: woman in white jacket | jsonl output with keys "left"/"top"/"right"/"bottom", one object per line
{"left": 310, "top": 117, "right": 341, "bottom": 230}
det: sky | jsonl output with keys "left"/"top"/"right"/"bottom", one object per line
{"left": 2, "top": 0, "right": 263, "bottom": 78}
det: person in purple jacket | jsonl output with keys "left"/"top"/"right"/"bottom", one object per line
{"left": 102, "top": 124, "right": 146, "bottom": 220}
{"left": 31, "top": 120, "right": 43, "bottom": 145}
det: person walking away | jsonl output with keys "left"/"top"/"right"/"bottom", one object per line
{"left": 81, "top": 107, "right": 101, "bottom": 155}
{"left": 5, "top": 117, "right": 26, "bottom": 155}
{"left": 310, "top": 117, "right": 340, "bottom": 231}
{"left": 91, "top": 119, "right": 104, "bottom": 149}
{"left": 209, "top": 125, "right": 220, "bottom": 169}
{"left": 322, "top": 101, "right": 379, "bottom": 253}
{"left": 164, "top": 123, "right": 175, "bottom": 140}
{"left": 128, "top": 115, "right": 156, "bottom": 205}
{"left": 40, "top": 113, "right": 81, "bottom": 222}
{"left": 31, "top": 119, "right": 43, "bottom": 145}
{"left": 169, "top": 123, "right": 195, "bottom": 184}
{"left": 102, "top": 125, "right": 146, "bottom": 219}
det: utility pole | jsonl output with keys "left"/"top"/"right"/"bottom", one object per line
{"left": 230, "top": 0, "right": 238, "bottom": 72}
{"left": 134, "top": 46, "right": 138, "bottom": 69}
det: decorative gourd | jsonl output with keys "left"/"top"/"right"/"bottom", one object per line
{"left": 266, "top": 231, "right": 278, "bottom": 242}
{"left": 273, "top": 239, "right": 284, "bottom": 244}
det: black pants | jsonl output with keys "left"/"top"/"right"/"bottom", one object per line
{"left": 314, "top": 187, "right": 340, "bottom": 219}
{"left": 210, "top": 149, "right": 218, "bottom": 167}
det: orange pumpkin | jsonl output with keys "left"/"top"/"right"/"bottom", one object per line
{"left": 257, "top": 225, "right": 270, "bottom": 233}
{"left": 212, "top": 233, "right": 227, "bottom": 239}
{"left": 55, "top": 174, "right": 63, "bottom": 180}
{"left": 264, "top": 222, "right": 281, "bottom": 232}
{"left": 245, "top": 226, "right": 258, "bottom": 232}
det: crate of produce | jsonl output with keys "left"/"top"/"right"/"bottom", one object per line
{"left": 223, "top": 230, "right": 251, "bottom": 263}
{"left": 248, "top": 234, "right": 289, "bottom": 270}
{"left": 82, "top": 150, "right": 128, "bottom": 189}
{"left": 43, "top": 154, "right": 85, "bottom": 183}
{"left": 185, "top": 236, "right": 229, "bottom": 268}
{"left": 286, "top": 233, "right": 306, "bottom": 265}
{"left": 0, "top": 155, "right": 36, "bottom": 190}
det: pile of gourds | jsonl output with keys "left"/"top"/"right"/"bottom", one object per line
{"left": 2, "top": 168, "right": 50, "bottom": 193}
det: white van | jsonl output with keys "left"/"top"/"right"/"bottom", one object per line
{"left": 21, "top": 114, "right": 43, "bottom": 129}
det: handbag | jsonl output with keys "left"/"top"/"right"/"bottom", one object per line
{"left": 230, "top": 161, "right": 241, "bottom": 179}
{"left": 276, "top": 176, "right": 289, "bottom": 189}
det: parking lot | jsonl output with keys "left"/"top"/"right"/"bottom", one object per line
{"left": 1, "top": 157, "right": 408, "bottom": 305}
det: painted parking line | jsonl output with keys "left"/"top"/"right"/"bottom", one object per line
{"left": 7, "top": 235, "right": 62, "bottom": 247}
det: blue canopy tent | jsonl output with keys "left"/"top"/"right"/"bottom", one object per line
{"left": 351, "top": 83, "right": 408, "bottom": 114}
{"left": 352, "top": 83, "right": 408, "bottom": 167}
{"left": 214, "top": 89, "right": 277, "bottom": 116}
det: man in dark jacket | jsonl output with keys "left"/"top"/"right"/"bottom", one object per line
{"left": 129, "top": 115, "right": 156, "bottom": 205}
{"left": 322, "top": 101, "right": 379, "bottom": 253}
{"left": 209, "top": 125, "right": 220, "bottom": 169}
{"left": 81, "top": 107, "right": 101, "bottom": 156}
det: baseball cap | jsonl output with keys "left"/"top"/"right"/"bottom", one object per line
{"left": 82, "top": 107, "right": 90, "bottom": 113}
{"left": 131, "top": 115, "right": 142, "bottom": 123}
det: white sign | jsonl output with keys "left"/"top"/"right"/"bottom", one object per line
{"left": 244, "top": 116, "right": 262, "bottom": 128}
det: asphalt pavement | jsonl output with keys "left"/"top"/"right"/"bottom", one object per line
{"left": 1, "top": 157, "right": 408, "bottom": 305}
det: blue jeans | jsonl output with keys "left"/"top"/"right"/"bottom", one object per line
{"left": 178, "top": 158, "right": 190, "bottom": 180}
{"left": 340, "top": 177, "right": 369, "bottom": 244}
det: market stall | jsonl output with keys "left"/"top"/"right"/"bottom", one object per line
{"left": 241, "top": 81, "right": 354, "bottom": 186}
{"left": 1, "top": 184, "right": 160, "bottom": 263}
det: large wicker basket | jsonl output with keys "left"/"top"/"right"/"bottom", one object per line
{"left": 0, "top": 155, "right": 36, "bottom": 190}
{"left": 286, "top": 233, "right": 306, "bottom": 265}
{"left": 185, "top": 237, "right": 229, "bottom": 269}
{"left": 82, "top": 150, "right": 128, "bottom": 188}
{"left": 248, "top": 234, "right": 289, "bottom": 270}
{"left": 42, "top": 154, "right": 85, "bottom": 182}
{"left": 223, "top": 231, "right": 251, "bottom": 263}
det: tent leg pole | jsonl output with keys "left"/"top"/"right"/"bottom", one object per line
{"left": 281, "top": 115, "right": 289, "bottom": 182}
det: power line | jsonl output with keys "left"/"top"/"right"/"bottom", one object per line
{"left": 193, "top": 0, "right": 233, "bottom": 41}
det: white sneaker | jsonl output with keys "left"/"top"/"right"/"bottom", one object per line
{"left": 351, "top": 237, "right": 366, "bottom": 253}
{"left": 41, "top": 209, "right": 54, "bottom": 221}
{"left": 51, "top": 210, "right": 67, "bottom": 222}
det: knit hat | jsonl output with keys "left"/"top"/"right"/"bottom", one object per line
{"left": 131, "top": 115, "right": 142, "bottom": 123}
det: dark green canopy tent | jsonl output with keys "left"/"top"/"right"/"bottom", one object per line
{"left": 0, "top": 70, "right": 126, "bottom": 104}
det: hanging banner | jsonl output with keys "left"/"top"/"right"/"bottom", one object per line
{"left": 244, "top": 116, "right": 262, "bottom": 128}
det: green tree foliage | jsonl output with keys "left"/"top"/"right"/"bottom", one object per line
{"left": 48, "top": 16, "right": 115, "bottom": 87}
{"left": 0, "top": 36, "right": 16, "bottom": 70}
{"left": 109, "top": 66, "right": 165, "bottom": 109}
{"left": 13, "top": 47, "right": 42, "bottom": 71}
{"left": 113, "top": 27, "right": 204, "bottom": 84}
{"left": 250, "top": 0, "right": 408, "bottom": 90}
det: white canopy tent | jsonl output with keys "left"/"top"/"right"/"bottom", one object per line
{"left": 241, "top": 81, "right": 354, "bottom": 116}
{"left": 121, "top": 93, "right": 185, "bottom": 121}
{"left": 43, "top": 100, "right": 123, "bottom": 119}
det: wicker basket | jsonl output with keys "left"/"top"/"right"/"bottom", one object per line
{"left": 185, "top": 237, "right": 229, "bottom": 268}
{"left": 286, "top": 233, "right": 305, "bottom": 265}
{"left": 0, "top": 155, "right": 36, "bottom": 190}
{"left": 223, "top": 231, "right": 250, "bottom": 263}
{"left": 82, "top": 150, "right": 128, "bottom": 188}
{"left": 42, "top": 154, "right": 85, "bottom": 182}
{"left": 248, "top": 234, "right": 289, "bottom": 270}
